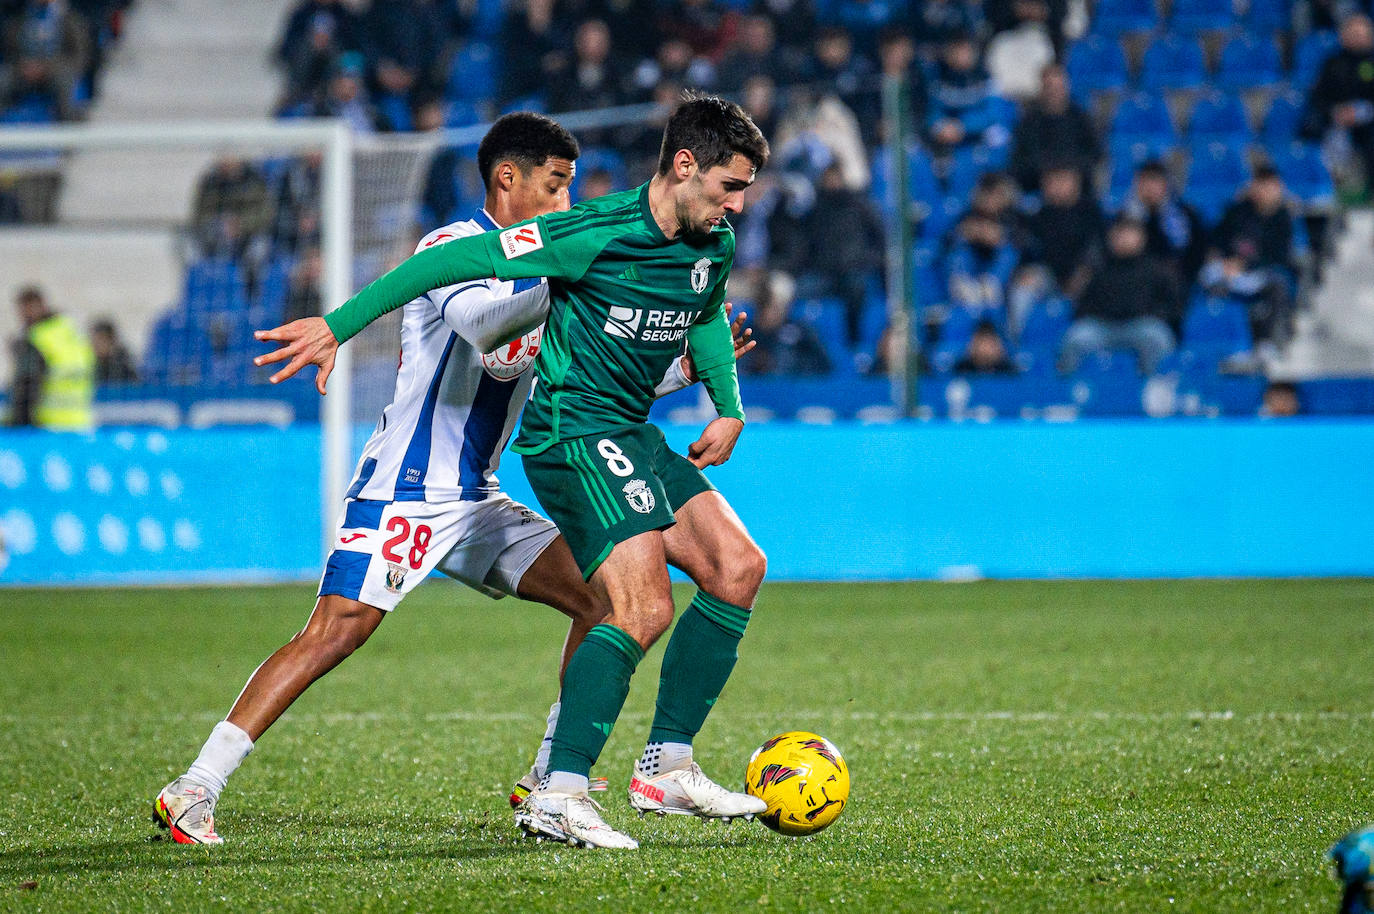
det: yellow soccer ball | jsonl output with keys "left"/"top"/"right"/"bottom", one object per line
{"left": 745, "top": 731, "right": 849, "bottom": 836}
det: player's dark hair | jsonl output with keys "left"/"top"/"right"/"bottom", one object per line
{"left": 477, "top": 112, "right": 580, "bottom": 191}
{"left": 656, "top": 91, "right": 770, "bottom": 176}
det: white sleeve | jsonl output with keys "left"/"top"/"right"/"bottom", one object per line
{"left": 431, "top": 278, "right": 551, "bottom": 352}
{"left": 653, "top": 356, "right": 692, "bottom": 399}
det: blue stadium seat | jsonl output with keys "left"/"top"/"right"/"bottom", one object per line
{"left": 1071, "top": 351, "right": 1146, "bottom": 415}
{"left": 183, "top": 258, "right": 249, "bottom": 316}
{"left": 1016, "top": 297, "right": 1073, "bottom": 373}
{"left": 1188, "top": 91, "right": 1253, "bottom": 144}
{"left": 1244, "top": 0, "right": 1290, "bottom": 30}
{"left": 570, "top": 146, "right": 628, "bottom": 200}
{"left": 870, "top": 145, "right": 940, "bottom": 224}
{"left": 443, "top": 100, "right": 482, "bottom": 128}
{"left": 1140, "top": 34, "right": 1209, "bottom": 93}
{"left": 1292, "top": 30, "right": 1338, "bottom": 91}
{"left": 254, "top": 254, "right": 294, "bottom": 326}
{"left": 796, "top": 297, "right": 853, "bottom": 375}
{"left": 1, "top": 98, "right": 58, "bottom": 124}
{"left": 375, "top": 92, "right": 412, "bottom": 132}
{"left": 1066, "top": 35, "right": 1131, "bottom": 96}
{"left": 946, "top": 145, "right": 1003, "bottom": 200}
{"left": 1170, "top": 0, "right": 1236, "bottom": 32}
{"left": 1090, "top": 0, "right": 1158, "bottom": 34}
{"left": 911, "top": 243, "right": 945, "bottom": 308}
{"left": 1110, "top": 92, "right": 1179, "bottom": 159}
{"left": 1263, "top": 90, "right": 1306, "bottom": 145}
{"left": 1185, "top": 141, "right": 1249, "bottom": 222}
{"left": 1183, "top": 295, "right": 1252, "bottom": 363}
{"left": 928, "top": 305, "right": 978, "bottom": 375}
{"left": 1216, "top": 33, "right": 1284, "bottom": 91}
{"left": 447, "top": 42, "right": 496, "bottom": 103}
{"left": 1270, "top": 141, "right": 1335, "bottom": 210}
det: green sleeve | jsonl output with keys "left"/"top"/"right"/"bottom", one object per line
{"left": 685, "top": 270, "right": 744, "bottom": 422}
{"left": 324, "top": 210, "right": 607, "bottom": 343}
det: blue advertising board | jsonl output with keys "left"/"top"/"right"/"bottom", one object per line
{"left": 2, "top": 420, "right": 1372, "bottom": 586}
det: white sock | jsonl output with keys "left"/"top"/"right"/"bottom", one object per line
{"left": 539, "top": 770, "right": 589, "bottom": 795}
{"left": 639, "top": 741, "right": 692, "bottom": 777}
{"left": 184, "top": 720, "right": 253, "bottom": 797}
{"left": 532, "top": 700, "right": 560, "bottom": 780}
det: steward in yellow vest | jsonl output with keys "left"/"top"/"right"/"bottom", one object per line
{"left": 9, "top": 286, "right": 94, "bottom": 431}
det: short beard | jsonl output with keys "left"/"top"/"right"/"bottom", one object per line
{"left": 674, "top": 197, "right": 712, "bottom": 242}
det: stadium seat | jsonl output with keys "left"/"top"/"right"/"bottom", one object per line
{"left": 1188, "top": 91, "right": 1253, "bottom": 144}
{"left": 912, "top": 243, "right": 946, "bottom": 309}
{"left": 1110, "top": 93, "right": 1179, "bottom": 159}
{"left": 1170, "top": 0, "right": 1237, "bottom": 32}
{"left": 1182, "top": 295, "right": 1253, "bottom": 363}
{"left": 1270, "top": 141, "right": 1335, "bottom": 211}
{"left": 927, "top": 306, "right": 978, "bottom": 374}
{"left": 1244, "top": 0, "right": 1290, "bottom": 30}
{"left": 1292, "top": 30, "right": 1338, "bottom": 90}
{"left": 869, "top": 145, "right": 940, "bottom": 224}
{"left": 1262, "top": 90, "right": 1306, "bottom": 145}
{"left": 570, "top": 146, "right": 628, "bottom": 199}
{"left": 447, "top": 42, "right": 496, "bottom": 103}
{"left": 1185, "top": 141, "right": 1249, "bottom": 222}
{"left": 1216, "top": 33, "right": 1284, "bottom": 91}
{"left": 797, "top": 297, "right": 853, "bottom": 375}
{"left": 1139, "top": 34, "right": 1209, "bottom": 93}
{"left": 183, "top": 258, "right": 249, "bottom": 316}
{"left": 1071, "top": 351, "right": 1146, "bottom": 415}
{"left": 254, "top": 254, "right": 294, "bottom": 326}
{"left": 1017, "top": 296, "right": 1073, "bottom": 363}
{"left": 1090, "top": 0, "right": 1158, "bottom": 35}
{"left": 443, "top": 100, "right": 482, "bottom": 128}
{"left": 375, "top": 93, "right": 412, "bottom": 132}
{"left": 1066, "top": 35, "right": 1131, "bottom": 97}
{"left": 946, "top": 145, "right": 1004, "bottom": 200}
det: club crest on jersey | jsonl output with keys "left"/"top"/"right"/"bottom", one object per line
{"left": 691, "top": 257, "right": 711, "bottom": 293}
{"left": 481, "top": 326, "right": 542, "bottom": 380}
{"left": 623, "top": 479, "right": 655, "bottom": 514}
{"left": 499, "top": 223, "right": 544, "bottom": 259}
{"left": 384, "top": 563, "right": 407, "bottom": 593}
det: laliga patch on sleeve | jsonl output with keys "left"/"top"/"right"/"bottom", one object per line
{"left": 500, "top": 223, "right": 544, "bottom": 259}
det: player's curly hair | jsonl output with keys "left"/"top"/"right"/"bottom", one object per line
{"left": 477, "top": 112, "right": 581, "bottom": 191}
{"left": 657, "top": 91, "right": 770, "bottom": 176}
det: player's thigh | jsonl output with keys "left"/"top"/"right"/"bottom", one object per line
{"left": 300, "top": 594, "right": 386, "bottom": 652}
{"left": 519, "top": 427, "right": 676, "bottom": 582}
{"left": 319, "top": 498, "right": 479, "bottom": 611}
{"left": 661, "top": 489, "right": 766, "bottom": 606}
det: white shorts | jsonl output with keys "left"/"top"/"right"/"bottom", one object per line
{"left": 318, "top": 494, "right": 560, "bottom": 611}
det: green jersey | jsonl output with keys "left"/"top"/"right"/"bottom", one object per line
{"left": 324, "top": 182, "right": 742, "bottom": 454}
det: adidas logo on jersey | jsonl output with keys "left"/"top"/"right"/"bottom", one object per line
{"left": 602, "top": 306, "right": 695, "bottom": 343}
{"left": 617, "top": 264, "right": 643, "bottom": 283}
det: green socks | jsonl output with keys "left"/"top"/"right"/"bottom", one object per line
{"left": 546, "top": 624, "right": 644, "bottom": 778}
{"left": 648, "top": 591, "right": 751, "bottom": 745}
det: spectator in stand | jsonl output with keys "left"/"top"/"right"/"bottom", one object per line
{"left": 716, "top": 14, "right": 784, "bottom": 92}
{"left": 774, "top": 85, "right": 870, "bottom": 189}
{"left": 741, "top": 270, "right": 832, "bottom": 376}
{"left": 1301, "top": 13, "right": 1374, "bottom": 191}
{"left": 192, "top": 156, "right": 272, "bottom": 261}
{"left": 275, "top": 0, "right": 359, "bottom": 106}
{"left": 1200, "top": 165, "right": 1299, "bottom": 354}
{"left": 1117, "top": 159, "right": 1207, "bottom": 322}
{"left": 802, "top": 28, "right": 878, "bottom": 132}
{"left": 577, "top": 167, "right": 616, "bottom": 202}
{"left": 954, "top": 319, "right": 1018, "bottom": 374}
{"left": 1018, "top": 164, "right": 1104, "bottom": 300}
{"left": 2, "top": 55, "right": 66, "bottom": 122}
{"left": 799, "top": 162, "right": 886, "bottom": 344}
{"left": 360, "top": 0, "right": 450, "bottom": 122}
{"left": 90, "top": 318, "right": 137, "bottom": 384}
{"left": 6, "top": 285, "right": 94, "bottom": 430}
{"left": 832, "top": 0, "right": 906, "bottom": 59}
{"left": 925, "top": 32, "right": 1008, "bottom": 154}
{"left": 1059, "top": 216, "right": 1178, "bottom": 374}
{"left": 496, "top": 0, "right": 569, "bottom": 108}
{"left": 756, "top": 0, "right": 818, "bottom": 64}
{"left": 912, "top": 0, "right": 983, "bottom": 58}
{"left": 284, "top": 246, "right": 323, "bottom": 323}
{"left": 1008, "top": 63, "right": 1101, "bottom": 193}
{"left": 984, "top": 0, "right": 1067, "bottom": 56}
{"left": 2, "top": 0, "right": 91, "bottom": 115}
{"left": 741, "top": 74, "right": 780, "bottom": 144}
{"left": 874, "top": 29, "right": 927, "bottom": 147}
{"left": 985, "top": 14, "right": 1055, "bottom": 101}
{"left": 300, "top": 53, "right": 378, "bottom": 133}
{"left": 1260, "top": 379, "right": 1301, "bottom": 416}
{"left": 657, "top": 0, "right": 735, "bottom": 60}
{"left": 947, "top": 209, "right": 1020, "bottom": 325}
{"left": 272, "top": 149, "right": 323, "bottom": 256}
{"left": 631, "top": 38, "right": 714, "bottom": 101}
{"left": 548, "top": 19, "right": 623, "bottom": 130}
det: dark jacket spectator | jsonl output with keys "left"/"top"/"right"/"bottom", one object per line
{"left": 1074, "top": 225, "right": 1179, "bottom": 325}
{"left": 547, "top": 20, "right": 624, "bottom": 119}
{"left": 947, "top": 210, "right": 1020, "bottom": 322}
{"left": 2, "top": 0, "right": 91, "bottom": 112}
{"left": 911, "top": 0, "right": 982, "bottom": 58}
{"left": 801, "top": 163, "right": 886, "bottom": 343}
{"left": 1018, "top": 166, "right": 1104, "bottom": 296}
{"left": 360, "top": 0, "right": 450, "bottom": 104}
{"left": 716, "top": 14, "right": 785, "bottom": 91}
{"left": 802, "top": 28, "right": 880, "bottom": 143}
{"left": 954, "top": 320, "right": 1018, "bottom": 374}
{"left": 657, "top": 0, "right": 736, "bottom": 60}
{"left": 276, "top": 0, "right": 360, "bottom": 101}
{"left": 926, "top": 33, "right": 1008, "bottom": 152}
{"left": 1118, "top": 161, "right": 1208, "bottom": 295}
{"left": 90, "top": 318, "right": 137, "bottom": 384}
{"left": 1301, "top": 14, "right": 1374, "bottom": 183}
{"left": 1008, "top": 63, "right": 1100, "bottom": 193}
{"left": 192, "top": 157, "right": 272, "bottom": 259}
{"left": 742, "top": 271, "right": 832, "bottom": 376}
{"left": 496, "top": 0, "right": 570, "bottom": 107}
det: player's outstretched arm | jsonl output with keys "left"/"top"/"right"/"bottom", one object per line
{"left": 681, "top": 302, "right": 754, "bottom": 384}
{"left": 688, "top": 416, "right": 745, "bottom": 468}
{"left": 253, "top": 316, "right": 338, "bottom": 394}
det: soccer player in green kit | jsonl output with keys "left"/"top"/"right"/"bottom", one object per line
{"left": 259, "top": 94, "right": 770, "bottom": 849}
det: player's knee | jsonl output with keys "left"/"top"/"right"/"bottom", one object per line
{"left": 614, "top": 596, "right": 675, "bottom": 648}
{"left": 300, "top": 599, "right": 377, "bottom": 662}
{"left": 734, "top": 543, "right": 767, "bottom": 595}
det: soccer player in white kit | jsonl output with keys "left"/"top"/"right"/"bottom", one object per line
{"left": 153, "top": 113, "right": 751, "bottom": 845}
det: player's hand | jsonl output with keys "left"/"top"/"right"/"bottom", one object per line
{"left": 253, "top": 316, "right": 339, "bottom": 395}
{"left": 688, "top": 416, "right": 744, "bottom": 468}
{"left": 681, "top": 302, "right": 755, "bottom": 383}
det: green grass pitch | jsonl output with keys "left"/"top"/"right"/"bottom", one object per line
{"left": 2, "top": 579, "right": 1372, "bottom": 912}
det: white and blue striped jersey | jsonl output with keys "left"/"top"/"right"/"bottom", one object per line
{"left": 346, "top": 209, "right": 550, "bottom": 503}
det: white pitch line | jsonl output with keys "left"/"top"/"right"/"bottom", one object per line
{"left": 3, "top": 710, "right": 1374, "bottom": 725}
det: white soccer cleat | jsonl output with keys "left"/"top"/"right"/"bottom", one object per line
{"left": 514, "top": 791, "right": 638, "bottom": 849}
{"left": 153, "top": 777, "right": 223, "bottom": 845}
{"left": 627, "top": 761, "right": 767, "bottom": 822}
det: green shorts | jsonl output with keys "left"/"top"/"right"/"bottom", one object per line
{"left": 520, "top": 424, "right": 715, "bottom": 579}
